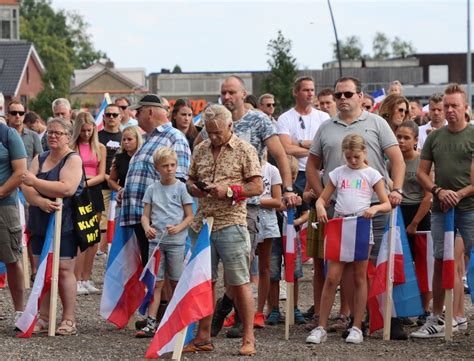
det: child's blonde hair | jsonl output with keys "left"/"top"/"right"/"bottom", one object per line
{"left": 287, "top": 155, "right": 299, "bottom": 181}
{"left": 341, "top": 133, "right": 368, "bottom": 164}
{"left": 153, "top": 147, "right": 177, "bottom": 167}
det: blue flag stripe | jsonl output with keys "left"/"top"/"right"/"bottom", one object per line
{"left": 354, "top": 217, "right": 370, "bottom": 261}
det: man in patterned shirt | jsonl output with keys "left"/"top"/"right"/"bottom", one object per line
{"left": 185, "top": 104, "right": 262, "bottom": 356}
{"left": 119, "top": 94, "right": 191, "bottom": 265}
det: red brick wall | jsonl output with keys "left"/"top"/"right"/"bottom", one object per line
{"left": 17, "top": 56, "right": 44, "bottom": 105}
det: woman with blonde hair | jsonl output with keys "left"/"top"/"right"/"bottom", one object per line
{"left": 378, "top": 94, "right": 410, "bottom": 133}
{"left": 70, "top": 112, "right": 106, "bottom": 295}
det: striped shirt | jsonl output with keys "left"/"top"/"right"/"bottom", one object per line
{"left": 120, "top": 123, "right": 191, "bottom": 226}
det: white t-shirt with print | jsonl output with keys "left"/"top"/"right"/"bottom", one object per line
{"left": 261, "top": 162, "right": 282, "bottom": 200}
{"left": 328, "top": 165, "right": 383, "bottom": 215}
{"left": 277, "top": 107, "right": 330, "bottom": 171}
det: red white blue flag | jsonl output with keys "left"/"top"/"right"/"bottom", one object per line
{"left": 94, "top": 93, "right": 111, "bottom": 131}
{"left": 442, "top": 209, "right": 455, "bottom": 290}
{"left": 145, "top": 222, "right": 213, "bottom": 359}
{"left": 100, "top": 214, "right": 145, "bottom": 328}
{"left": 370, "top": 88, "right": 386, "bottom": 112}
{"left": 413, "top": 231, "right": 434, "bottom": 293}
{"left": 138, "top": 244, "right": 161, "bottom": 316}
{"left": 324, "top": 216, "right": 371, "bottom": 262}
{"left": 368, "top": 207, "right": 423, "bottom": 333}
{"left": 283, "top": 209, "right": 297, "bottom": 283}
{"left": 106, "top": 191, "right": 117, "bottom": 250}
{"left": 15, "top": 215, "right": 55, "bottom": 337}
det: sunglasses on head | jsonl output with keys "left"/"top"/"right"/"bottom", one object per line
{"left": 334, "top": 91, "right": 357, "bottom": 99}
{"left": 105, "top": 112, "right": 120, "bottom": 118}
{"left": 9, "top": 111, "right": 25, "bottom": 116}
{"left": 299, "top": 116, "right": 306, "bottom": 129}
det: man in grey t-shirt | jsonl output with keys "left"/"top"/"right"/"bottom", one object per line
{"left": 305, "top": 76, "right": 406, "bottom": 340}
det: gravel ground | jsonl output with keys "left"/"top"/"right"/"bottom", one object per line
{"left": 0, "top": 256, "right": 473, "bottom": 360}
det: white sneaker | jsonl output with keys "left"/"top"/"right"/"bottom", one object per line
{"left": 346, "top": 326, "right": 363, "bottom": 344}
{"left": 82, "top": 280, "right": 100, "bottom": 294}
{"left": 456, "top": 316, "right": 468, "bottom": 330}
{"left": 14, "top": 311, "right": 23, "bottom": 323}
{"left": 76, "top": 281, "right": 89, "bottom": 295}
{"left": 410, "top": 315, "right": 457, "bottom": 338}
{"left": 306, "top": 326, "right": 327, "bottom": 344}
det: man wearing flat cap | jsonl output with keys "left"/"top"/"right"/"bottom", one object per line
{"left": 120, "top": 94, "right": 191, "bottom": 265}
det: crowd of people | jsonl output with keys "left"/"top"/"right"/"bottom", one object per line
{"left": 0, "top": 74, "right": 473, "bottom": 356}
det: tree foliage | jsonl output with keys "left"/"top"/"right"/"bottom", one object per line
{"left": 172, "top": 65, "right": 182, "bottom": 73}
{"left": 392, "top": 37, "right": 415, "bottom": 58}
{"left": 20, "top": 0, "right": 107, "bottom": 116}
{"left": 372, "top": 32, "right": 391, "bottom": 59}
{"left": 333, "top": 35, "right": 363, "bottom": 60}
{"left": 262, "top": 30, "right": 298, "bottom": 114}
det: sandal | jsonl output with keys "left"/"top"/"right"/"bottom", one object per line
{"left": 182, "top": 339, "right": 214, "bottom": 353}
{"left": 56, "top": 319, "right": 77, "bottom": 336}
{"left": 33, "top": 318, "right": 49, "bottom": 334}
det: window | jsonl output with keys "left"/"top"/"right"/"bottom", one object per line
{"left": 0, "top": 6, "right": 20, "bottom": 40}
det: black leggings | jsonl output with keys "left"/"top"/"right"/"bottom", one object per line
{"left": 400, "top": 203, "right": 430, "bottom": 257}
{"left": 133, "top": 223, "right": 149, "bottom": 267}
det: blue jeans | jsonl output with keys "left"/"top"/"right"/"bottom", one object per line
{"left": 431, "top": 209, "right": 474, "bottom": 259}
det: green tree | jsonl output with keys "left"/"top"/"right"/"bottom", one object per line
{"left": 372, "top": 32, "right": 391, "bottom": 59}
{"left": 262, "top": 30, "right": 298, "bottom": 114}
{"left": 172, "top": 65, "right": 182, "bottom": 73}
{"left": 20, "top": 0, "right": 107, "bottom": 116}
{"left": 333, "top": 35, "right": 363, "bottom": 60}
{"left": 392, "top": 37, "right": 416, "bottom": 58}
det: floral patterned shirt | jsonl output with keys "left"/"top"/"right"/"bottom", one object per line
{"left": 189, "top": 133, "right": 261, "bottom": 232}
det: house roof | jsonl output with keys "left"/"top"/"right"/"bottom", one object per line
{"left": 70, "top": 66, "right": 142, "bottom": 92}
{"left": 0, "top": 41, "right": 45, "bottom": 96}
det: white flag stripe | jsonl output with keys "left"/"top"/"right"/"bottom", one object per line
{"left": 340, "top": 217, "right": 357, "bottom": 262}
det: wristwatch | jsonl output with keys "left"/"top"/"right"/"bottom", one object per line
{"left": 283, "top": 186, "right": 294, "bottom": 193}
{"left": 226, "top": 187, "right": 234, "bottom": 198}
{"left": 393, "top": 188, "right": 404, "bottom": 195}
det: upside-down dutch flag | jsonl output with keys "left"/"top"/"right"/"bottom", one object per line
{"left": 138, "top": 244, "right": 161, "bottom": 316}
{"left": 413, "top": 231, "right": 434, "bottom": 293}
{"left": 368, "top": 207, "right": 423, "bottom": 333}
{"left": 15, "top": 215, "right": 55, "bottom": 337}
{"left": 106, "top": 191, "right": 117, "bottom": 250}
{"left": 100, "top": 213, "right": 145, "bottom": 328}
{"left": 442, "top": 209, "right": 455, "bottom": 290}
{"left": 283, "top": 209, "right": 297, "bottom": 283}
{"left": 324, "top": 216, "right": 371, "bottom": 262}
{"left": 18, "top": 190, "right": 29, "bottom": 249}
{"left": 145, "top": 222, "right": 213, "bottom": 359}
{"left": 370, "top": 88, "right": 386, "bottom": 112}
{"left": 94, "top": 93, "right": 112, "bottom": 132}
{"left": 0, "top": 262, "right": 6, "bottom": 288}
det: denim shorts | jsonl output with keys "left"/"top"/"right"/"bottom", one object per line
{"left": 189, "top": 225, "right": 251, "bottom": 286}
{"left": 149, "top": 242, "right": 185, "bottom": 282}
{"left": 431, "top": 209, "right": 474, "bottom": 259}
{"left": 270, "top": 236, "right": 303, "bottom": 281}
{"left": 258, "top": 207, "right": 280, "bottom": 242}
{"left": 31, "top": 231, "right": 78, "bottom": 260}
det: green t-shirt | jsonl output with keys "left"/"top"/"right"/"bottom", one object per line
{"left": 420, "top": 124, "right": 474, "bottom": 211}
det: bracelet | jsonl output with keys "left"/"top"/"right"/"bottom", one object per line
{"left": 230, "top": 185, "right": 246, "bottom": 203}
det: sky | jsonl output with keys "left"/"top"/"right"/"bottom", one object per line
{"left": 52, "top": 0, "right": 472, "bottom": 74}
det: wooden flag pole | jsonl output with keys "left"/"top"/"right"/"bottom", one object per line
{"left": 383, "top": 209, "right": 396, "bottom": 341}
{"left": 171, "top": 217, "right": 214, "bottom": 360}
{"left": 285, "top": 281, "right": 294, "bottom": 340}
{"left": 21, "top": 245, "right": 30, "bottom": 290}
{"left": 445, "top": 289, "right": 453, "bottom": 341}
{"left": 48, "top": 198, "right": 63, "bottom": 337}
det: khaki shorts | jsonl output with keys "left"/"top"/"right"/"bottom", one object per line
{"left": 100, "top": 189, "right": 112, "bottom": 231}
{"left": 0, "top": 204, "right": 22, "bottom": 264}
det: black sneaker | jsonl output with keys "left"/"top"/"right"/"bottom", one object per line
{"left": 401, "top": 317, "right": 417, "bottom": 327}
{"left": 303, "top": 305, "right": 315, "bottom": 319}
{"left": 226, "top": 312, "right": 243, "bottom": 338}
{"left": 416, "top": 312, "right": 430, "bottom": 326}
{"left": 135, "top": 318, "right": 147, "bottom": 330}
{"left": 390, "top": 317, "right": 408, "bottom": 340}
{"left": 211, "top": 297, "right": 233, "bottom": 337}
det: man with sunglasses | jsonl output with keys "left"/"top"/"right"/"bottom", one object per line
{"left": 306, "top": 76, "right": 407, "bottom": 340}
{"left": 277, "top": 76, "right": 330, "bottom": 194}
{"left": 7, "top": 101, "right": 43, "bottom": 168}
{"left": 98, "top": 104, "right": 123, "bottom": 255}
{"left": 258, "top": 94, "right": 277, "bottom": 123}
{"left": 115, "top": 97, "right": 138, "bottom": 130}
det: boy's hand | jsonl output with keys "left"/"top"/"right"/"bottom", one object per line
{"left": 166, "top": 224, "right": 181, "bottom": 235}
{"left": 316, "top": 205, "right": 328, "bottom": 223}
{"left": 144, "top": 226, "right": 157, "bottom": 240}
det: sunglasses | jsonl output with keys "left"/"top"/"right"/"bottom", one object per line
{"left": 363, "top": 105, "right": 372, "bottom": 111}
{"left": 118, "top": 105, "right": 128, "bottom": 110}
{"left": 397, "top": 108, "right": 409, "bottom": 115}
{"left": 105, "top": 112, "right": 120, "bottom": 118}
{"left": 299, "top": 116, "right": 306, "bottom": 130}
{"left": 334, "top": 91, "right": 357, "bottom": 99}
{"left": 265, "top": 103, "right": 276, "bottom": 108}
{"left": 9, "top": 111, "right": 25, "bottom": 116}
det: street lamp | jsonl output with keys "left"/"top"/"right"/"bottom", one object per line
{"left": 327, "top": 0, "right": 343, "bottom": 77}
